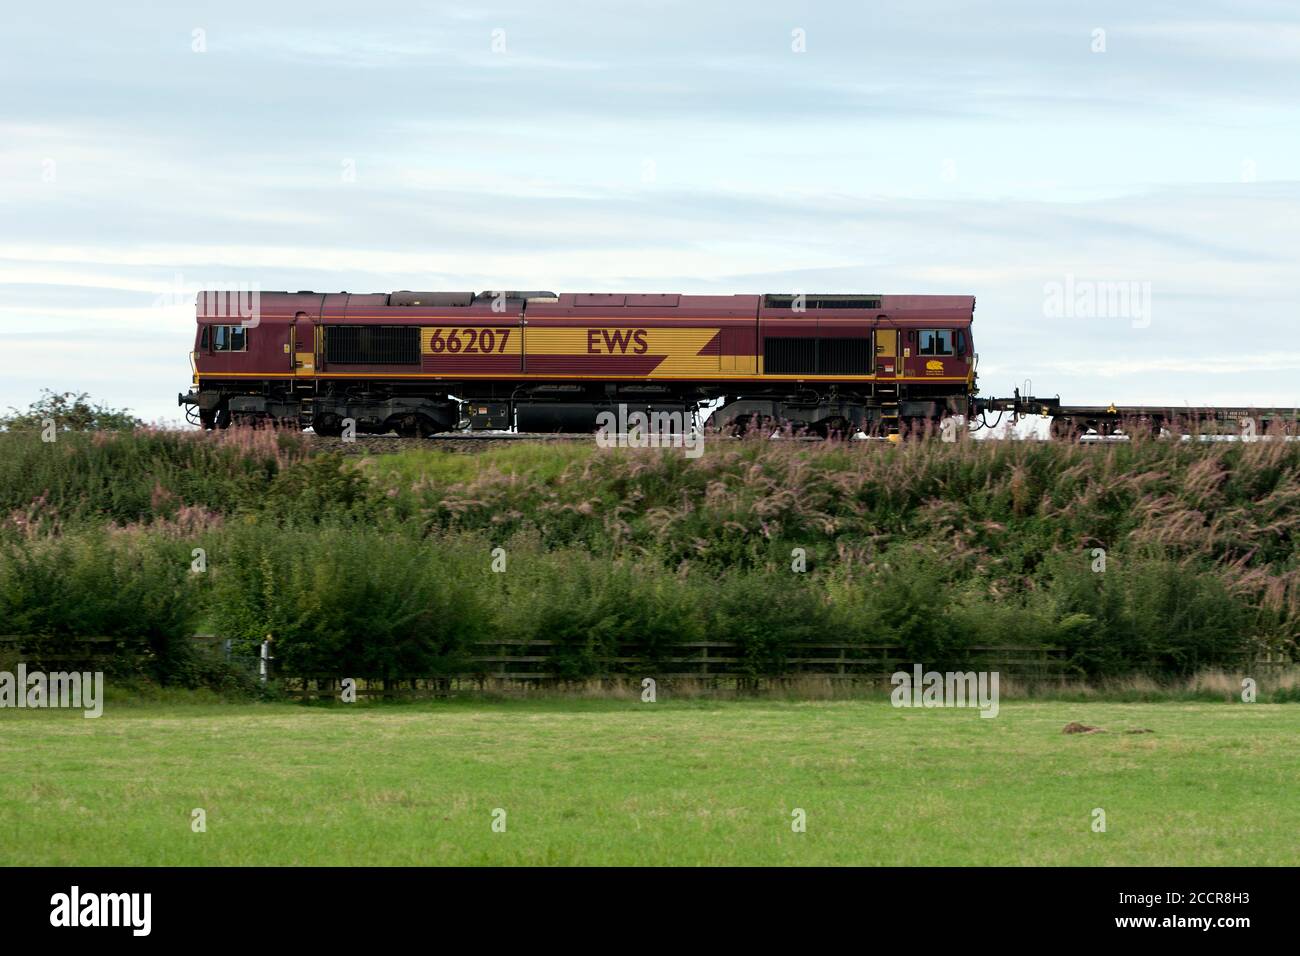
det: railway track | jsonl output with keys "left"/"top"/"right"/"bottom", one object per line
{"left": 308, "top": 432, "right": 594, "bottom": 454}
{"left": 308, "top": 431, "right": 862, "bottom": 454}
{"left": 304, "top": 421, "right": 1300, "bottom": 456}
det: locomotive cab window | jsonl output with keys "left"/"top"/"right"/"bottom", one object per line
{"left": 212, "top": 325, "right": 248, "bottom": 352}
{"left": 918, "top": 329, "right": 954, "bottom": 356}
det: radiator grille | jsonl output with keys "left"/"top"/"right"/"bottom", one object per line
{"left": 764, "top": 337, "right": 871, "bottom": 375}
{"left": 819, "top": 338, "right": 872, "bottom": 374}
{"left": 764, "top": 337, "right": 818, "bottom": 374}
{"left": 325, "top": 326, "right": 420, "bottom": 365}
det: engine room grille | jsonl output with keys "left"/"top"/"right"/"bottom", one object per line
{"left": 764, "top": 337, "right": 818, "bottom": 375}
{"left": 764, "top": 337, "right": 872, "bottom": 375}
{"left": 763, "top": 294, "right": 883, "bottom": 310}
{"left": 818, "top": 338, "right": 872, "bottom": 374}
{"left": 325, "top": 325, "right": 420, "bottom": 365}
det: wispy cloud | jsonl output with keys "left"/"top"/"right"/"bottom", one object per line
{"left": 2, "top": 1, "right": 1299, "bottom": 421}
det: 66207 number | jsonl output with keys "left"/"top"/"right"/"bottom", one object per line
{"left": 428, "top": 328, "right": 512, "bottom": 354}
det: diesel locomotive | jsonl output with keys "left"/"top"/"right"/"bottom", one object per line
{"left": 178, "top": 290, "right": 977, "bottom": 435}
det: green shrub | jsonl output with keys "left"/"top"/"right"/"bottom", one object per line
{"left": 0, "top": 530, "right": 208, "bottom": 684}
{"left": 261, "top": 453, "right": 379, "bottom": 525}
{"left": 705, "top": 570, "right": 843, "bottom": 678}
{"left": 503, "top": 550, "right": 703, "bottom": 680}
{"left": 205, "top": 525, "right": 492, "bottom": 681}
{"left": 1045, "top": 553, "right": 1255, "bottom": 676}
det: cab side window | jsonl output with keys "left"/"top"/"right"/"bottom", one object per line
{"left": 213, "top": 325, "right": 248, "bottom": 352}
{"left": 919, "top": 329, "right": 953, "bottom": 356}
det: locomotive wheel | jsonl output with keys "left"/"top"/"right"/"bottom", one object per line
{"left": 813, "top": 416, "right": 851, "bottom": 439}
{"left": 725, "top": 414, "right": 753, "bottom": 437}
{"left": 392, "top": 413, "right": 439, "bottom": 438}
{"left": 312, "top": 413, "right": 343, "bottom": 437}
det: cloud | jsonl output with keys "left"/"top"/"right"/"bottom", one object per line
{"left": 1037, "top": 354, "right": 1300, "bottom": 378}
{"left": 2, "top": 1, "right": 1299, "bottom": 422}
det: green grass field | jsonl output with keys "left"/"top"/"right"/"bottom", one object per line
{"left": 2, "top": 698, "right": 1296, "bottom": 866}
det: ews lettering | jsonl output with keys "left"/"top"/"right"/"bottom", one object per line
{"left": 587, "top": 329, "right": 649, "bottom": 354}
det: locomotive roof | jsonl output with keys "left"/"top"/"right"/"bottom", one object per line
{"left": 195, "top": 290, "right": 975, "bottom": 313}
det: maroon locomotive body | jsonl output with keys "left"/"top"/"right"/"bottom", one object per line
{"left": 179, "top": 290, "right": 977, "bottom": 435}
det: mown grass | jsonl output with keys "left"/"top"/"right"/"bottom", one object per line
{"left": 1, "top": 699, "right": 1295, "bottom": 866}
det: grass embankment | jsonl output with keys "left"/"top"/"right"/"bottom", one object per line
{"left": 0, "top": 428, "right": 1297, "bottom": 684}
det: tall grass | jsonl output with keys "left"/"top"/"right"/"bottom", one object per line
{"left": 0, "top": 427, "right": 309, "bottom": 526}
{"left": 0, "top": 427, "right": 1295, "bottom": 685}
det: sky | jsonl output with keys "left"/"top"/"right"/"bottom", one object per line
{"left": 2, "top": 1, "right": 1298, "bottom": 424}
